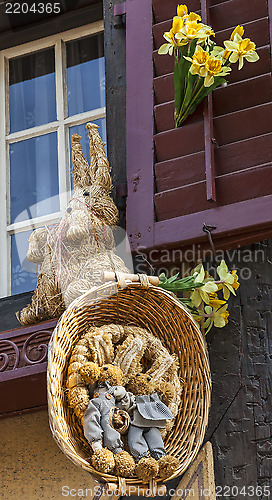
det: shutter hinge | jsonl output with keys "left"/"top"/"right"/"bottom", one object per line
{"left": 113, "top": 2, "right": 126, "bottom": 29}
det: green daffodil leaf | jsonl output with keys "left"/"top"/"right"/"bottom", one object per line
{"left": 167, "top": 272, "right": 180, "bottom": 283}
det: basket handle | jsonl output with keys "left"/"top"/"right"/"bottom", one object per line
{"left": 103, "top": 271, "right": 158, "bottom": 287}
{"left": 138, "top": 273, "right": 150, "bottom": 289}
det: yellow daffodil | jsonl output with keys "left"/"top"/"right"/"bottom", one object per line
{"left": 175, "top": 20, "right": 212, "bottom": 46}
{"left": 185, "top": 46, "right": 209, "bottom": 77}
{"left": 176, "top": 4, "right": 201, "bottom": 22}
{"left": 192, "top": 264, "right": 205, "bottom": 283}
{"left": 203, "top": 304, "right": 229, "bottom": 333}
{"left": 202, "top": 25, "right": 215, "bottom": 41}
{"left": 177, "top": 4, "right": 188, "bottom": 17}
{"left": 231, "top": 270, "right": 240, "bottom": 290}
{"left": 159, "top": 28, "right": 176, "bottom": 55}
{"left": 231, "top": 25, "right": 244, "bottom": 39}
{"left": 190, "top": 265, "right": 218, "bottom": 306}
{"left": 204, "top": 56, "right": 231, "bottom": 86}
{"left": 217, "top": 260, "right": 237, "bottom": 299}
{"left": 187, "top": 12, "right": 202, "bottom": 22}
{"left": 164, "top": 30, "right": 175, "bottom": 45}
{"left": 208, "top": 297, "right": 227, "bottom": 309}
{"left": 213, "top": 304, "right": 229, "bottom": 327}
{"left": 190, "top": 282, "right": 218, "bottom": 307}
{"left": 172, "top": 16, "right": 184, "bottom": 35}
{"left": 210, "top": 45, "right": 225, "bottom": 60}
{"left": 158, "top": 40, "right": 174, "bottom": 55}
{"left": 212, "top": 26, "right": 245, "bottom": 61}
{"left": 158, "top": 7, "right": 259, "bottom": 128}
{"left": 223, "top": 25, "right": 244, "bottom": 59}
{"left": 224, "top": 33, "right": 259, "bottom": 70}
{"left": 159, "top": 17, "right": 185, "bottom": 54}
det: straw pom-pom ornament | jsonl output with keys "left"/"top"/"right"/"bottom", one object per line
{"left": 135, "top": 458, "right": 159, "bottom": 483}
{"left": 114, "top": 451, "right": 135, "bottom": 478}
{"left": 80, "top": 362, "right": 100, "bottom": 385}
{"left": 91, "top": 449, "right": 115, "bottom": 474}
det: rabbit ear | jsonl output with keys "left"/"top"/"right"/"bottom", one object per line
{"left": 114, "top": 335, "right": 147, "bottom": 379}
{"left": 146, "top": 355, "right": 175, "bottom": 382}
{"left": 71, "top": 134, "right": 92, "bottom": 189}
{"left": 86, "top": 123, "right": 112, "bottom": 193}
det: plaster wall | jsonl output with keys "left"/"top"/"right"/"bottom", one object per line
{"left": 0, "top": 410, "right": 99, "bottom": 499}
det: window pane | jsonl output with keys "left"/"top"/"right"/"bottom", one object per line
{"left": 9, "top": 48, "right": 56, "bottom": 133}
{"left": 69, "top": 118, "right": 106, "bottom": 188}
{"left": 10, "top": 133, "right": 59, "bottom": 224}
{"left": 11, "top": 231, "right": 37, "bottom": 295}
{"left": 66, "top": 33, "right": 105, "bottom": 116}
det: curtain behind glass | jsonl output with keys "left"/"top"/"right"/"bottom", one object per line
{"left": 66, "top": 33, "right": 105, "bottom": 116}
{"left": 9, "top": 48, "right": 56, "bottom": 133}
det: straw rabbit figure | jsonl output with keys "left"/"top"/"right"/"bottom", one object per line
{"left": 19, "top": 124, "right": 129, "bottom": 325}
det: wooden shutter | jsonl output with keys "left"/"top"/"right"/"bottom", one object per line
{"left": 126, "top": 0, "right": 272, "bottom": 252}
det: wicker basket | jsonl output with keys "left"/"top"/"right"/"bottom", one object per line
{"left": 47, "top": 280, "right": 211, "bottom": 491}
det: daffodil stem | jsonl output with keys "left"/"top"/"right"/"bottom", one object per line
{"left": 176, "top": 82, "right": 205, "bottom": 126}
{"left": 191, "top": 76, "right": 202, "bottom": 97}
{"left": 178, "top": 75, "right": 192, "bottom": 114}
{"left": 199, "top": 312, "right": 215, "bottom": 318}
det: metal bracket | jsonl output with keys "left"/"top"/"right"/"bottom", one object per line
{"left": 202, "top": 223, "right": 217, "bottom": 256}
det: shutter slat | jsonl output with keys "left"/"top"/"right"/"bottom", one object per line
{"left": 153, "top": 17, "right": 269, "bottom": 51}
{"left": 152, "top": 0, "right": 201, "bottom": 23}
{"left": 154, "top": 164, "right": 272, "bottom": 221}
{"left": 154, "top": 122, "right": 205, "bottom": 163}
{"left": 214, "top": 102, "right": 272, "bottom": 146}
{"left": 154, "top": 103, "right": 272, "bottom": 162}
{"left": 153, "top": 44, "right": 270, "bottom": 78}
{"left": 154, "top": 74, "right": 272, "bottom": 133}
{"left": 155, "top": 132, "right": 272, "bottom": 192}
{"left": 210, "top": 0, "right": 268, "bottom": 33}
{"left": 152, "top": 0, "right": 267, "bottom": 24}
{"left": 155, "top": 152, "right": 206, "bottom": 192}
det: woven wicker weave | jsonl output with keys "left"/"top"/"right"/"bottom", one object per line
{"left": 47, "top": 280, "right": 211, "bottom": 487}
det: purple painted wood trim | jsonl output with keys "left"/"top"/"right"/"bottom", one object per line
{"left": 268, "top": 0, "right": 272, "bottom": 72}
{"left": 0, "top": 318, "right": 58, "bottom": 338}
{"left": 201, "top": 0, "right": 216, "bottom": 202}
{"left": 0, "top": 362, "right": 48, "bottom": 383}
{"left": 154, "top": 194, "right": 272, "bottom": 249}
{"left": 113, "top": 2, "right": 126, "bottom": 16}
{"left": 0, "top": 405, "right": 48, "bottom": 420}
{"left": 126, "top": 0, "right": 154, "bottom": 252}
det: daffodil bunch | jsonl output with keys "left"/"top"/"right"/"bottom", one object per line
{"left": 158, "top": 259, "right": 240, "bottom": 335}
{"left": 158, "top": 4, "right": 259, "bottom": 127}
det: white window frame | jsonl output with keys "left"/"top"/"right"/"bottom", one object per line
{"left": 0, "top": 20, "right": 105, "bottom": 297}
